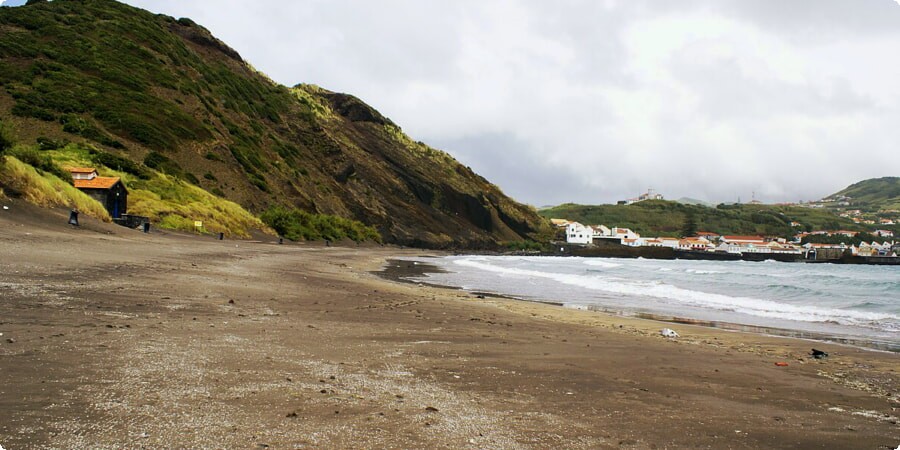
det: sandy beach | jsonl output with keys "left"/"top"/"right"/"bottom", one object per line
{"left": 1, "top": 199, "right": 897, "bottom": 449}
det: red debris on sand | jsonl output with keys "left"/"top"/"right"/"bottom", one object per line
{"left": 774, "top": 362, "right": 789, "bottom": 367}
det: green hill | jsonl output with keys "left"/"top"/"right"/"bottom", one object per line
{"left": 0, "top": 0, "right": 547, "bottom": 248}
{"left": 540, "top": 200, "right": 864, "bottom": 239}
{"left": 825, "top": 177, "right": 900, "bottom": 212}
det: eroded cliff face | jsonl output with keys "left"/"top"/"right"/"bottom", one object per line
{"left": 0, "top": 0, "right": 548, "bottom": 248}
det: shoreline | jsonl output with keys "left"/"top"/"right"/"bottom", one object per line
{"left": 378, "top": 258, "right": 900, "bottom": 353}
{"left": 2, "top": 202, "right": 899, "bottom": 448}
{"left": 538, "top": 243, "right": 900, "bottom": 265}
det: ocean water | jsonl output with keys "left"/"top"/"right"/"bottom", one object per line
{"left": 403, "top": 256, "right": 900, "bottom": 350}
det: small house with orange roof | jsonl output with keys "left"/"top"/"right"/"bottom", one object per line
{"left": 694, "top": 231, "right": 720, "bottom": 242}
{"left": 679, "top": 237, "right": 713, "bottom": 251}
{"left": 69, "top": 168, "right": 128, "bottom": 219}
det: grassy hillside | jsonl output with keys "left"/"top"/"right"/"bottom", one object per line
{"left": 0, "top": 153, "right": 111, "bottom": 219}
{"left": 826, "top": 177, "right": 900, "bottom": 212}
{"left": 0, "top": 0, "right": 547, "bottom": 248}
{"left": 541, "top": 200, "right": 864, "bottom": 239}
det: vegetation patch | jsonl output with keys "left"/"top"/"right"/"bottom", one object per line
{"left": 0, "top": 121, "right": 15, "bottom": 155}
{"left": 291, "top": 84, "right": 334, "bottom": 121}
{"left": 128, "top": 173, "right": 271, "bottom": 238}
{"left": 260, "top": 206, "right": 381, "bottom": 243}
{"left": 36, "top": 136, "right": 68, "bottom": 151}
{"left": 5, "top": 145, "right": 70, "bottom": 180}
{"left": 143, "top": 151, "right": 189, "bottom": 181}
{"left": 59, "top": 115, "right": 125, "bottom": 149}
{"left": 88, "top": 149, "right": 151, "bottom": 179}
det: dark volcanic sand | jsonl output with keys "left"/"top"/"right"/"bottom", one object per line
{"left": 1, "top": 199, "right": 898, "bottom": 449}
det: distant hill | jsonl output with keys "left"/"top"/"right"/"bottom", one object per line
{"left": 0, "top": 0, "right": 547, "bottom": 248}
{"left": 540, "top": 200, "right": 863, "bottom": 238}
{"left": 824, "top": 177, "right": 900, "bottom": 212}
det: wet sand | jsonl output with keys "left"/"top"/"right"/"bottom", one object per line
{"left": 1, "top": 198, "right": 898, "bottom": 449}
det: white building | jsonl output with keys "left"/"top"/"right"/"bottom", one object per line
{"left": 566, "top": 222, "right": 594, "bottom": 244}
{"left": 612, "top": 227, "right": 640, "bottom": 240}
{"left": 622, "top": 238, "right": 644, "bottom": 247}
{"left": 593, "top": 224, "right": 612, "bottom": 237}
{"left": 656, "top": 237, "right": 681, "bottom": 249}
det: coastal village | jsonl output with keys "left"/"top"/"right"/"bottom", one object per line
{"left": 551, "top": 191, "right": 899, "bottom": 262}
{"left": 553, "top": 219, "right": 898, "bottom": 260}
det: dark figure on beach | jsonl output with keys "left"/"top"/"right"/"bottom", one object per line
{"left": 811, "top": 349, "right": 828, "bottom": 359}
{"left": 68, "top": 208, "right": 79, "bottom": 226}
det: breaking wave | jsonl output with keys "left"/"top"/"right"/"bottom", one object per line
{"left": 449, "top": 256, "right": 900, "bottom": 333}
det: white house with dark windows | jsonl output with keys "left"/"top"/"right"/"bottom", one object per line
{"left": 566, "top": 222, "right": 594, "bottom": 244}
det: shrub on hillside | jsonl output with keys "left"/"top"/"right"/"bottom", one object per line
{"left": 88, "top": 149, "right": 152, "bottom": 179}
{"left": 261, "top": 206, "right": 381, "bottom": 243}
{"left": 59, "top": 115, "right": 125, "bottom": 149}
{"left": 0, "top": 122, "right": 13, "bottom": 155}
{"left": 6, "top": 146, "right": 71, "bottom": 181}
{"left": 36, "top": 136, "right": 69, "bottom": 151}
{"left": 143, "top": 151, "right": 185, "bottom": 179}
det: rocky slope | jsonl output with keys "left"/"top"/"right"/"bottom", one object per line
{"left": 0, "top": 0, "right": 547, "bottom": 247}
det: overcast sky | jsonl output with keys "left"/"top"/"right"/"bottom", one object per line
{"left": 62, "top": 1, "right": 900, "bottom": 204}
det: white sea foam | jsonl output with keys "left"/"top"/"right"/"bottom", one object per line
{"left": 451, "top": 257, "right": 900, "bottom": 331}
{"left": 686, "top": 269, "right": 724, "bottom": 274}
{"left": 582, "top": 260, "right": 622, "bottom": 269}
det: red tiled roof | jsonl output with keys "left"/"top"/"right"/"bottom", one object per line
{"left": 722, "top": 235, "right": 765, "bottom": 241}
{"left": 74, "top": 177, "right": 121, "bottom": 190}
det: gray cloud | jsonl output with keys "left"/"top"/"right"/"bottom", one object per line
{"left": 429, "top": 132, "right": 592, "bottom": 207}
{"left": 715, "top": 0, "right": 900, "bottom": 40}
{"left": 122, "top": 0, "right": 900, "bottom": 205}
